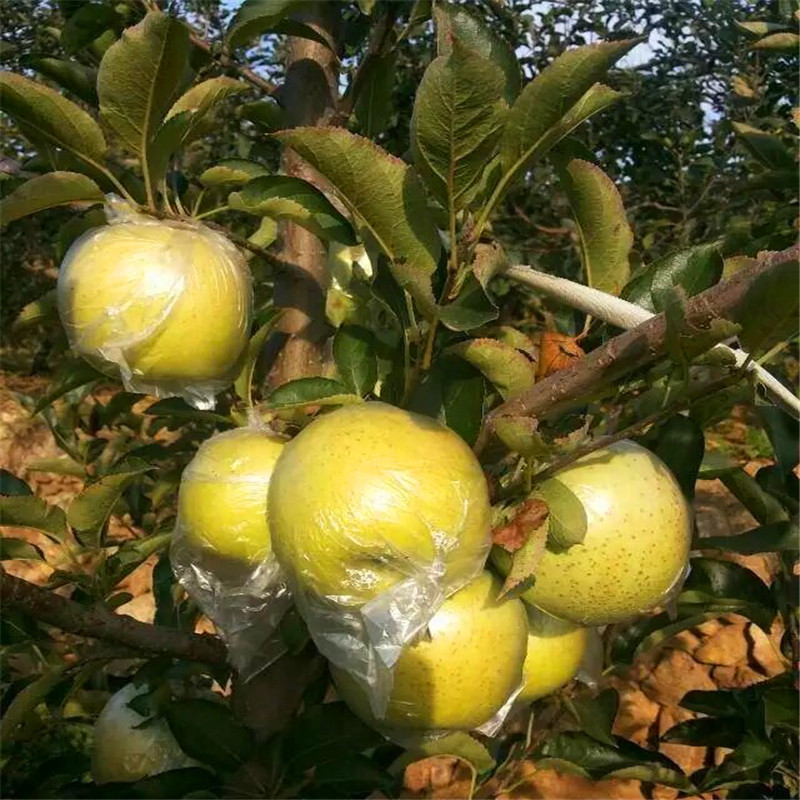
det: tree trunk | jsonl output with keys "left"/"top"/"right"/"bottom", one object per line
{"left": 271, "top": 3, "right": 339, "bottom": 386}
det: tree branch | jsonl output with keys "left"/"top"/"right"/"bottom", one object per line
{"left": 189, "top": 34, "right": 279, "bottom": 96}
{"left": 0, "top": 570, "right": 228, "bottom": 666}
{"left": 490, "top": 245, "right": 799, "bottom": 423}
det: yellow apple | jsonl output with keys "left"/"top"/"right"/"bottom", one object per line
{"left": 519, "top": 609, "right": 587, "bottom": 703}
{"left": 177, "top": 428, "right": 285, "bottom": 564}
{"left": 57, "top": 217, "right": 252, "bottom": 396}
{"left": 268, "top": 402, "right": 492, "bottom": 605}
{"left": 332, "top": 572, "right": 527, "bottom": 730}
{"left": 91, "top": 683, "right": 197, "bottom": 784}
{"left": 494, "top": 440, "right": 691, "bottom": 625}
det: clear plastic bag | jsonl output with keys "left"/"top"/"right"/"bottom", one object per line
{"left": 170, "top": 427, "right": 292, "bottom": 679}
{"left": 57, "top": 196, "right": 252, "bottom": 410}
{"left": 268, "top": 402, "right": 494, "bottom": 717}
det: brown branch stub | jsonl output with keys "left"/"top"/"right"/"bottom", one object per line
{"left": 491, "top": 244, "right": 799, "bottom": 424}
{"left": 0, "top": 570, "right": 228, "bottom": 666}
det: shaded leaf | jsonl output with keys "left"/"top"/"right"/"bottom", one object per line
{"left": 0, "top": 171, "right": 103, "bottom": 226}
{"left": 144, "top": 397, "right": 233, "bottom": 427}
{"left": 499, "top": 39, "right": 639, "bottom": 193}
{"left": 127, "top": 767, "right": 217, "bottom": 799}
{"left": 273, "top": 127, "right": 441, "bottom": 315}
{"left": 198, "top": 159, "right": 268, "bottom": 188}
{"left": 234, "top": 309, "right": 283, "bottom": 407}
{"left": 569, "top": 688, "right": 619, "bottom": 746}
{"left": 13, "top": 289, "right": 59, "bottom": 331}
{"left": 0, "top": 538, "right": 45, "bottom": 560}
{"left": 0, "top": 470, "right": 32, "bottom": 497}
{"left": 555, "top": 157, "right": 632, "bottom": 295}
{"left": 662, "top": 716, "right": 745, "bottom": 748}
{"left": 33, "top": 357, "right": 104, "bottom": 414}
{"left": 22, "top": 57, "right": 98, "bottom": 105}
{"left": 61, "top": 2, "right": 122, "bottom": 53}
{"left": 610, "top": 611, "right": 717, "bottom": 665}
{"left": 736, "top": 253, "right": 799, "bottom": 356}
{"left": 166, "top": 699, "right": 253, "bottom": 772}
{"left": 97, "top": 11, "right": 191, "bottom": 173}
{"left": 240, "top": 99, "right": 285, "bottom": 131}
{"left": 264, "top": 377, "right": 361, "bottom": 410}
{"left": 642, "top": 415, "right": 705, "bottom": 500}
{"left": 699, "top": 519, "right": 798, "bottom": 555}
{"left": 439, "top": 273, "right": 499, "bottom": 331}
{"left": 226, "top": 0, "right": 327, "bottom": 50}
{"left": 534, "top": 477, "right": 588, "bottom": 549}
{"left": 757, "top": 406, "right": 799, "bottom": 476}
{"left": 720, "top": 468, "right": 788, "bottom": 525}
{"left": 354, "top": 51, "right": 397, "bottom": 138}
{"left": 308, "top": 754, "right": 393, "bottom": 798}
{"left": 229, "top": 175, "right": 356, "bottom": 244}
{"left": 333, "top": 325, "right": 377, "bottom": 396}
{"left": 411, "top": 39, "right": 506, "bottom": 211}
{"left": 621, "top": 243, "right": 724, "bottom": 313}
{"left": 0, "top": 496, "right": 69, "bottom": 542}
{"left": 434, "top": 3, "right": 521, "bottom": 103}
{"left": 731, "top": 122, "right": 796, "bottom": 170}
{"left": 0, "top": 71, "right": 107, "bottom": 165}
{"left": 448, "top": 338, "right": 535, "bottom": 400}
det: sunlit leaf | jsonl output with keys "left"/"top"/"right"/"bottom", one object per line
{"left": 0, "top": 171, "right": 103, "bottom": 226}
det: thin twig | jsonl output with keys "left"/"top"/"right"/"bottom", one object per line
{"left": 189, "top": 34, "right": 279, "bottom": 96}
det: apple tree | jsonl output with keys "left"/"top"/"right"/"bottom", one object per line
{"left": 0, "top": 1, "right": 797, "bottom": 798}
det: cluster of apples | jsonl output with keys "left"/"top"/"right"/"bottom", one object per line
{"left": 67, "top": 219, "right": 691, "bottom": 780}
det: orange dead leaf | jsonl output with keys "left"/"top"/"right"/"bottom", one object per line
{"left": 492, "top": 498, "right": 549, "bottom": 552}
{"left": 537, "top": 331, "right": 585, "bottom": 379}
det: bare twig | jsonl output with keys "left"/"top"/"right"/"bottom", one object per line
{"left": 0, "top": 570, "right": 228, "bottom": 666}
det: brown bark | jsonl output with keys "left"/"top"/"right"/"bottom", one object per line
{"left": 490, "top": 245, "right": 799, "bottom": 423}
{"left": 0, "top": 569, "right": 227, "bottom": 665}
{"left": 271, "top": 3, "right": 339, "bottom": 386}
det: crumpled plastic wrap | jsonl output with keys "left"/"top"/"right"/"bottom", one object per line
{"left": 57, "top": 196, "right": 252, "bottom": 410}
{"left": 170, "top": 427, "right": 292, "bottom": 679}
{"left": 268, "top": 402, "right": 494, "bottom": 718}
{"left": 330, "top": 572, "right": 527, "bottom": 739}
{"left": 92, "top": 682, "right": 200, "bottom": 784}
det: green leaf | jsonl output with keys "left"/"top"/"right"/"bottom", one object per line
{"left": 0, "top": 71, "right": 107, "bottom": 165}
{"left": 499, "top": 39, "right": 639, "bottom": 191}
{"left": 233, "top": 309, "right": 283, "bottom": 407}
{"left": 67, "top": 468, "right": 151, "bottom": 547}
{"left": 165, "top": 699, "right": 253, "bottom": 772}
{"left": 127, "top": 767, "right": 217, "bottom": 799}
{"left": 678, "top": 557, "right": 777, "bottom": 631}
{"left": 493, "top": 415, "right": 549, "bottom": 457}
{"left": 97, "top": 11, "right": 191, "bottom": 180}
{"left": 13, "top": 289, "right": 59, "bottom": 331}
{"left": 533, "top": 731, "right": 691, "bottom": 789}
{"left": 144, "top": 398, "right": 233, "bottom": 426}
{"left": 699, "top": 519, "right": 798, "bottom": 555}
{"left": 0, "top": 470, "right": 32, "bottom": 497}
{"left": 757, "top": 407, "right": 799, "bottom": 475}
{"left": 736, "top": 253, "right": 799, "bottom": 356}
{"left": 751, "top": 32, "right": 800, "bottom": 51}
{"left": 411, "top": 39, "right": 506, "bottom": 211}
{"left": 534, "top": 477, "right": 588, "bottom": 550}
{"left": 198, "top": 159, "right": 268, "bottom": 188}
{"left": 105, "top": 532, "right": 172, "bottom": 585}
{"left": 697, "top": 733, "right": 777, "bottom": 792}
{"left": 281, "top": 702, "right": 383, "bottom": 775}
{"left": 333, "top": 325, "right": 378, "bottom": 396}
{"left": 642, "top": 415, "right": 705, "bottom": 500}
{"left": 273, "top": 127, "right": 441, "bottom": 315}
{"left": 354, "top": 51, "right": 397, "bottom": 138}
{"left": 417, "top": 731, "right": 496, "bottom": 772}
{"left": 61, "top": 2, "right": 122, "bottom": 53}
{"left": 621, "top": 243, "right": 723, "bottom": 313}
{"left": 0, "top": 496, "right": 69, "bottom": 542}
{"left": 264, "top": 377, "right": 361, "bottom": 411}
{"left": 734, "top": 20, "right": 791, "bottom": 37}
{"left": 438, "top": 273, "right": 499, "bottom": 331}
{"left": 147, "top": 77, "right": 248, "bottom": 188}
{"left": 720, "top": 469, "right": 788, "bottom": 525}
{"left": 309, "top": 754, "right": 394, "bottom": 797}
{"left": 33, "top": 357, "right": 104, "bottom": 414}
{"left": 434, "top": 3, "right": 521, "bottom": 103}
{"left": 731, "top": 122, "right": 796, "bottom": 170}
{"left": 555, "top": 157, "right": 632, "bottom": 295}
{"left": 610, "top": 611, "right": 717, "bottom": 665}
{"left": 226, "top": 0, "right": 307, "bottom": 49}
{"left": 662, "top": 716, "right": 745, "bottom": 748}
{"left": 229, "top": 175, "right": 356, "bottom": 244}
{"left": 569, "top": 689, "right": 619, "bottom": 746}
{"left": 0, "top": 171, "right": 103, "bottom": 226}
{"left": 22, "top": 57, "right": 98, "bottom": 105}
{"left": 447, "top": 338, "right": 535, "bottom": 400}
{"left": 239, "top": 99, "right": 285, "bottom": 132}
{"left": 0, "top": 538, "right": 45, "bottom": 560}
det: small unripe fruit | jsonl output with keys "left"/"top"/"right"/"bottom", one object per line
{"left": 519, "top": 610, "right": 587, "bottom": 703}
{"left": 57, "top": 217, "right": 251, "bottom": 400}
{"left": 91, "top": 683, "right": 195, "bottom": 784}
{"left": 176, "top": 428, "right": 284, "bottom": 564}
{"left": 495, "top": 440, "right": 691, "bottom": 625}
{"left": 268, "top": 402, "right": 492, "bottom": 605}
{"left": 332, "top": 572, "right": 527, "bottom": 730}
